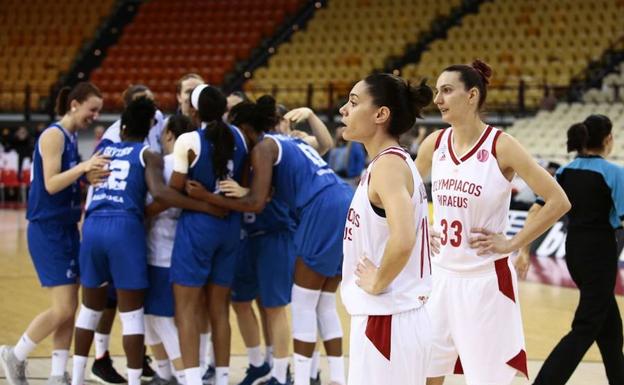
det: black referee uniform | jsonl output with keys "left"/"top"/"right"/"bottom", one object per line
{"left": 534, "top": 155, "right": 624, "bottom": 385}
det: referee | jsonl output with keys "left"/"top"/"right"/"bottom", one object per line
{"left": 529, "top": 114, "right": 624, "bottom": 385}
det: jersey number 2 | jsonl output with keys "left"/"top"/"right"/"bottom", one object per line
{"left": 106, "top": 160, "right": 130, "bottom": 191}
{"left": 440, "top": 219, "right": 462, "bottom": 247}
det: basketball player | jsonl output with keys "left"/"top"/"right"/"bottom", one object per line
{"left": 532, "top": 115, "right": 624, "bottom": 385}
{"left": 169, "top": 85, "right": 247, "bottom": 385}
{"left": 0, "top": 82, "right": 107, "bottom": 385}
{"left": 184, "top": 95, "right": 353, "bottom": 385}
{"left": 339, "top": 73, "right": 434, "bottom": 385}
{"left": 143, "top": 114, "right": 198, "bottom": 385}
{"left": 71, "top": 97, "right": 223, "bottom": 385}
{"left": 414, "top": 60, "right": 571, "bottom": 385}
{"left": 89, "top": 84, "right": 163, "bottom": 385}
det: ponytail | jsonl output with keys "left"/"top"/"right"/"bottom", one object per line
{"left": 55, "top": 87, "right": 71, "bottom": 116}
{"left": 55, "top": 82, "right": 102, "bottom": 116}
{"left": 205, "top": 120, "right": 234, "bottom": 179}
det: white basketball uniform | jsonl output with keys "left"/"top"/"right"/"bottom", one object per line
{"left": 143, "top": 154, "right": 182, "bottom": 361}
{"left": 427, "top": 126, "right": 528, "bottom": 384}
{"left": 342, "top": 146, "right": 432, "bottom": 385}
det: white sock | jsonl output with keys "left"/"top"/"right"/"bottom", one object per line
{"left": 185, "top": 367, "right": 202, "bottom": 385}
{"left": 327, "top": 356, "right": 345, "bottom": 385}
{"left": 13, "top": 333, "right": 36, "bottom": 362}
{"left": 199, "top": 333, "right": 209, "bottom": 371}
{"left": 294, "top": 353, "right": 311, "bottom": 385}
{"left": 175, "top": 370, "right": 186, "bottom": 385}
{"left": 50, "top": 349, "right": 69, "bottom": 376}
{"left": 265, "top": 345, "right": 274, "bottom": 367}
{"left": 310, "top": 350, "right": 320, "bottom": 379}
{"left": 208, "top": 333, "right": 215, "bottom": 367}
{"left": 94, "top": 333, "right": 110, "bottom": 359}
{"left": 127, "top": 367, "right": 142, "bottom": 385}
{"left": 215, "top": 367, "right": 229, "bottom": 385}
{"left": 155, "top": 359, "right": 173, "bottom": 380}
{"left": 247, "top": 345, "right": 264, "bottom": 368}
{"left": 272, "top": 357, "right": 289, "bottom": 384}
{"left": 71, "top": 355, "right": 88, "bottom": 385}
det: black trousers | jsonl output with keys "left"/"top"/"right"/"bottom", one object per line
{"left": 534, "top": 230, "right": 624, "bottom": 385}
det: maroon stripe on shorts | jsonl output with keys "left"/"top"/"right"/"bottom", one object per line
{"left": 365, "top": 315, "right": 392, "bottom": 360}
{"left": 494, "top": 257, "right": 515, "bottom": 302}
{"left": 506, "top": 349, "right": 528, "bottom": 378}
{"left": 453, "top": 356, "right": 463, "bottom": 374}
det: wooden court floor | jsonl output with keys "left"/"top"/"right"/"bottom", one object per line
{"left": 1, "top": 209, "right": 622, "bottom": 384}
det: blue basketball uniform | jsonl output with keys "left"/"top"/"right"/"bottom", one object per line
{"left": 26, "top": 123, "right": 81, "bottom": 287}
{"left": 265, "top": 134, "right": 354, "bottom": 277}
{"left": 231, "top": 199, "right": 296, "bottom": 307}
{"left": 80, "top": 142, "right": 150, "bottom": 290}
{"left": 170, "top": 125, "right": 248, "bottom": 287}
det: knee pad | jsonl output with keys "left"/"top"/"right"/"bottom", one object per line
{"left": 144, "top": 315, "right": 161, "bottom": 346}
{"left": 119, "top": 308, "right": 145, "bottom": 336}
{"left": 152, "top": 316, "right": 181, "bottom": 360}
{"left": 75, "top": 304, "right": 103, "bottom": 331}
{"left": 291, "top": 285, "right": 321, "bottom": 343}
{"left": 317, "top": 292, "right": 343, "bottom": 341}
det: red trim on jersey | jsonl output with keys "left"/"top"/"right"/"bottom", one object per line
{"left": 495, "top": 257, "right": 516, "bottom": 303}
{"left": 365, "top": 315, "right": 392, "bottom": 360}
{"left": 492, "top": 129, "right": 503, "bottom": 159}
{"left": 446, "top": 130, "right": 461, "bottom": 165}
{"left": 434, "top": 128, "right": 447, "bottom": 151}
{"left": 453, "top": 356, "right": 464, "bottom": 374}
{"left": 370, "top": 146, "right": 407, "bottom": 163}
{"left": 425, "top": 221, "right": 431, "bottom": 274}
{"left": 506, "top": 349, "right": 528, "bottom": 378}
{"left": 420, "top": 219, "right": 425, "bottom": 278}
{"left": 460, "top": 125, "right": 493, "bottom": 162}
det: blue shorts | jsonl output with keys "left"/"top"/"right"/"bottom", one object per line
{"left": 27, "top": 221, "right": 79, "bottom": 287}
{"left": 170, "top": 212, "right": 241, "bottom": 287}
{"left": 295, "top": 183, "right": 353, "bottom": 277}
{"left": 79, "top": 214, "right": 148, "bottom": 290}
{"left": 231, "top": 230, "right": 295, "bottom": 307}
{"left": 145, "top": 265, "right": 174, "bottom": 317}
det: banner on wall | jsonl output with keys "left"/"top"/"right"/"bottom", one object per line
{"left": 506, "top": 210, "right": 624, "bottom": 295}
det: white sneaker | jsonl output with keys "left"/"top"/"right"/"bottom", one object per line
{"left": 45, "top": 372, "right": 71, "bottom": 385}
{"left": 0, "top": 345, "right": 29, "bottom": 385}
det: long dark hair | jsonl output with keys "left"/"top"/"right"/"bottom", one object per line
{"left": 363, "top": 73, "right": 433, "bottom": 137}
{"left": 229, "top": 95, "right": 280, "bottom": 134}
{"left": 567, "top": 114, "right": 612, "bottom": 153}
{"left": 194, "top": 85, "right": 234, "bottom": 179}
{"left": 55, "top": 82, "right": 102, "bottom": 115}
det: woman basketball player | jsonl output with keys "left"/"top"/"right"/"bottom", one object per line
{"left": 532, "top": 115, "right": 624, "bottom": 385}
{"left": 415, "top": 60, "right": 571, "bottom": 385}
{"left": 184, "top": 95, "right": 353, "bottom": 385}
{"left": 0, "top": 82, "right": 107, "bottom": 385}
{"left": 169, "top": 85, "right": 248, "bottom": 385}
{"left": 339, "top": 73, "right": 434, "bottom": 385}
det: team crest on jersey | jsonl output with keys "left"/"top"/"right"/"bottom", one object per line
{"left": 477, "top": 149, "right": 489, "bottom": 162}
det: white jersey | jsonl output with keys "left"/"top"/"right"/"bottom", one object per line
{"left": 146, "top": 154, "right": 180, "bottom": 267}
{"left": 431, "top": 126, "right": 512, "bottom": 272}
{"left": 342, "top": 146, "right": 432, "bottom": 316}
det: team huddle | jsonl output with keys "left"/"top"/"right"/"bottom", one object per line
{"left": 1, "top": 60, "right": 573, "bottom": 385}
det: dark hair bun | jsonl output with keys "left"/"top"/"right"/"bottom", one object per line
{"left": 471, "top": 59, "right": 492, "bottom": 84}
{"left": 566, "top": 123, "right": 588, "bottom": 153}
{"left": 408, "top": 80, "right": 433, "bottom": 118}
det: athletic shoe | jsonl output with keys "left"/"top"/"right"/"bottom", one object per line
{"left": 145, "top": 374, "right": 177, "bottom": 385}
{"left": 202, "top": 365, "right": 215, "bottom": 385}
{"left": 263, "top": 377, "right": 293, "bottom": 385}
{"left": 310, "top": 371, "right": 321, "bottom": 385}
{"left": 142, "top": 348, "right": 156, "bottom": 379}
{"left": 0, "top": 345, "right": 28, "bottom": 385}
{"left": 45, "top": 372, "right": 71, "bottom": 385}
{"left": 237, "top": 362, "right": 271, "bottom": 385}
{"left": 91, "top": 351, "right": 126, "bottom": 384}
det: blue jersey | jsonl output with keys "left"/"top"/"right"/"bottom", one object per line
{"left": 27, "top": 123, "right": 81, "bottom": 224}
{"left": 243, "top": 199, "right": 296, "bottom": 236}
{"left": 188, "top": 125, "right": 247, "bottom": 195}
{"left": 87, "top": 142, "right": 149, "bottom": 219}
{"left": 266, "top": 134, "right": 344, "bottom": 211}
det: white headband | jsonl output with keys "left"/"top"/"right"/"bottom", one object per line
{"left": 190, "top": 84, "right": 209, "bottom": 110}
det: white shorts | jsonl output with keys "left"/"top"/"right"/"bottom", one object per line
{"left": 348, "top": 306, "right": 431, "bottom": 385}
{"left": 427, "top": 257, "right": 528, "bottom": 385}
{"left": 144, "top": 314, "right": 181, "bottom": 360}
